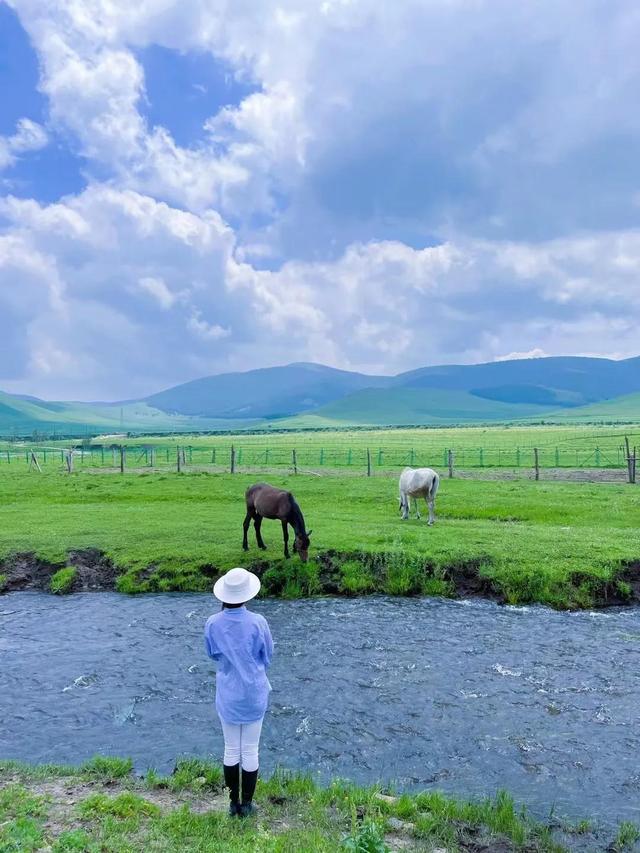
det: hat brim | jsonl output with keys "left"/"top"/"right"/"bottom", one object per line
{"left": 213, "top": 572, "right": 261, "bottom": 604}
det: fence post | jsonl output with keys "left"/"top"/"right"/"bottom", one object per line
{"left": 448, "top": 449, "right": 454, "bottom": 478}
{"left": 319, "top": 448, "right": 324, "bottom": 465}
{"left": 595, "top": 447, "right": 600, "bottom": 467}
{"left": 120, "top": 446, "right": 126, "bottom": 474}
{"left": 347, "top": 448, "right": 352, "bottom": 465}
{"left": 177, "top": 445, "right": 182, "bottom": 473}
{"left": 230, "top": 445, "right": 236, "bottom": 474}
{"left": 292, "top": 448, "right": 297, "bottom": 474}
{"left": 150, "top": 447, "right": 156, "bottom": 467}
{"left": 66, "top": 450, "right": 73, "bottom": 474}
{"left": 479, "top": 448, "right": 484, "bottom": 467}
{"left": 555, "top": 447, "right": 560, "bottom": 467}
{"left": 211, "top": 448, "right": 216, "bottom": 464}
{"left": 534, "top": 448, "right": 540, "bottom": 481}
{"left": 624, "top": 437, "right": 635, "bottom": 484}
{"left": 367, "top": 448, "right": 371, "bottom": 477}
{"left": 29, "top": 451, "right": 42, "bottom": 472}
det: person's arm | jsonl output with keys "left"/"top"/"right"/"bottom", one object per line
{"left": 204, "top": 622, "right": 222, "bottom": 661}
{"left": 260, "top": 620, "right": 274, "bottom": 668}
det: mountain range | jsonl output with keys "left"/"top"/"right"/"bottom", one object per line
{"left": 1, "top": 355, "right": 640, "bottom": 436}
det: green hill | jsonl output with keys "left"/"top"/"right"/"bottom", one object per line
{"left": 281, "top": 387, "right": 555, "bottom": 427}
{"left": 0, "top": 392, "right": 256, "bottom": 436}
{"left": 3, "top": 355, "right": 640, "bottom": 435}
{"left": 549, "top": 391, "right": 640, "bottom": 423}
{"left": 145, "top": 362, "right": 389, "bottom": 418}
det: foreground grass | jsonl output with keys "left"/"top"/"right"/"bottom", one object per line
{"left": 0, "top": 755, "right": 620, "bottom": 852}
{"left": 0, "top": 470, "right": 639, "bottom": 608}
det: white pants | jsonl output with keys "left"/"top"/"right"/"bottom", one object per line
{"left": 221, "top": 717, "right": 263, "bottom": 771}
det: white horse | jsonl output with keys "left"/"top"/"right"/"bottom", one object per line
{"left": 398, "top": 467, "right": 440, "bottom": 524}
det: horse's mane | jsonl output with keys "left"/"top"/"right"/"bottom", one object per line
{"left": 288, "top": 495, "right": 306, "bottom": 534}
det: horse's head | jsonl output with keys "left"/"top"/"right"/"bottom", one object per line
{"left": 293, "top": 530, "right": 312, "bottom": 562}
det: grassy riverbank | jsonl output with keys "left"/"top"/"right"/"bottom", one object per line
{"left": 3, "top": 755, "right": 634, "bottom": 852}
{"left": 0, "top": 470, "right": 639, "bottom": 608}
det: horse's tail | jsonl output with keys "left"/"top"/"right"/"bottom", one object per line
{"left": 429, "top": 472, "right": 440, "bottom": 501}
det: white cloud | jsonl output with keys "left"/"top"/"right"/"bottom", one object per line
{"left": 494, "top": 349, "right": 548, "bottom": 362}
{"left": 2, "top": 0, "right": 640, "bottom": 396}
{"left": 0, "top": 118, "right": 48, "bottom": 170}
{"left": 138, "top": 276, "right": 179, "bottom": 309}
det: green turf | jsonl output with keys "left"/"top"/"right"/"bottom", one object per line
{"left": 0, "top": 469, "right": 638, "bottom": 608}
{"left": 4, "top": 423, "right": 639, "bottom": 471}
{"left": 0, "top": 756, "right": 614, "bottom": 852}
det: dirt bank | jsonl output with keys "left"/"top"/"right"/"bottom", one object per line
{"left": 2, "top": 548, "right": 639, "bottom": 610}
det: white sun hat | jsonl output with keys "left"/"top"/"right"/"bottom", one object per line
{"left": 214, "top": 567, "right": 261, "bottom": 604}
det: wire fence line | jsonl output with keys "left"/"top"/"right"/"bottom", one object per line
{"left": 1, "top": 441, "right": 637, "bottom": 476}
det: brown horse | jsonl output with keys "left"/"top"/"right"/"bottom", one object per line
{"left": 243, "top": 483, "right": 312, "bottom": 561}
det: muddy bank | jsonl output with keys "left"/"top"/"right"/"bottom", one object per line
{"left": 0, "top": 549, "right": 119, "bottom": 594}
{"left": 2, "top": 547, "right": 640, "bottom": 609}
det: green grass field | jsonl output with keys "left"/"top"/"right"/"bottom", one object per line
{"left": 3, "top": 423, "right": 640, "bottom": 471}
{"left": 0, "top": 468, "right": 638, "bottom": 608}
{"left": 2, "top": 755, "right": 608, "bottom": 852}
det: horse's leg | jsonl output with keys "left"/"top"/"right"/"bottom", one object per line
{"left": 414, "top": 496, "right": 421, "bottom": 520}
{"left": 400, "top": 491, "right": 409, "bottom": 519}
{"left": 428, "top": 497, "right": 435, "bottom": 525}
{"left": 281, "top": 520, "right": 290, "bottom": 558}
{"left": 254, "top": 515, "right": 267, "bottom": 550}
{"left": 242, "top": 510, "right": 253, "bottom": 551}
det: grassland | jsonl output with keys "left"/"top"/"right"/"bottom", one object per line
{"left": 5, "top": 423, "right": 640, "bottom": 471}
{"left": 0, "top": 468, "right": 639, "bottom": 608}
{"left": 2, "top": 755, "right": 632, "bottom": 852}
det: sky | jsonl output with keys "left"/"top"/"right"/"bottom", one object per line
{"left": 0, "top": 0, "right": 639, "bottom": 401}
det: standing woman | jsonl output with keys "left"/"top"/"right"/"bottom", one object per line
{"left": 204, "top": 567, "right": 273, "bottom": 817}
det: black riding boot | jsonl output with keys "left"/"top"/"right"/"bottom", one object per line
{"left": 223, "top": 763, "right": 240, "bottom": 816}
{"left": 239, "top": 768, "right": 258, "bottom": 817}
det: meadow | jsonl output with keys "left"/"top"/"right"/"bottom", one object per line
{"left": 2, "top": 423, "right": 640, "bottom": 472}
{"left": 2, "top": 755, "right": 616, "bottom": 853}
{"left": 0, "top": 467, "right": 638, "bottom": 608}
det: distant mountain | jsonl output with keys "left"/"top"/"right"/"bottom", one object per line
{"left": 144, "top": 355, "right": 640, "bottom": 423}
{"left": 2, "top": 355, "right": 640, "bottom": 435}
{"left": 144, "top": 362, "right": 390, "bottom": 419}
{"left": 394, "top": 356, "right": 640, "bottom": 403}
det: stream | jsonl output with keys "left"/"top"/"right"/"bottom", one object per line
{"left": 1, "top": 592, "right": 639, "bottom": 831}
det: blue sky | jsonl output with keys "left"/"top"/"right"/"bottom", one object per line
{"left": 0, "top": 0, "right": 639, "bottom": 399}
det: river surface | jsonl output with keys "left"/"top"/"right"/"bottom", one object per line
{"left": 1, "top": 592, "right": 639, "bottom": 831}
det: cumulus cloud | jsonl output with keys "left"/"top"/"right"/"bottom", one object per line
{"left": 1, "top": 0, "right": 640, "bottom": 397}
{"left": 0, "top": 118, "right": 48, "bottom": 170}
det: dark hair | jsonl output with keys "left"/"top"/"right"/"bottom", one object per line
{"left": 222, "top": 601, "right": 245, "bottom": 610}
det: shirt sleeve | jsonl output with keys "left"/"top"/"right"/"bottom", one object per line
{"left": 259, "top": 620, "right": 274, "bottom": 668}
{"left": 204, "top": 623, "right": 222, "bottom": 661}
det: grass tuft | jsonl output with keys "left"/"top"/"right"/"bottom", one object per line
{"left": 50, "top": 566, "right": 77, "bottom": 594}
{"left": 79, "top": 755, "right": 133, "bottom": 781}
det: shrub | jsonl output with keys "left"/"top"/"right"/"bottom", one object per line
{"left": 0, "top": 573, "right": 7, "bottom": 592}
{"left": 342, "top": 821, "right": 389, "bottom": 852}
{"left": 50, "top": 567, "right": 77, "bottom": 595}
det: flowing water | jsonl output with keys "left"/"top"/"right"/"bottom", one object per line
{"left": 2, "top": 592, "right": 639, "bottom": 831}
